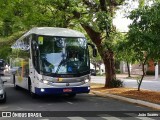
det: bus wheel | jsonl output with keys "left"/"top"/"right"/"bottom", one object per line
{"left": 13, "top": 75, "right": 19, "bottom": 90}
{"left": 68, "top": 93, "right": 76, "bottom": 98}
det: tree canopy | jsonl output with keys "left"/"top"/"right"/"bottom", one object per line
{"left": 128, "top": 1, "right": 160, "bottom": 62}
{"left": 125, "top": 0, "right": 160, "bottom": 90}
{"left": 0, "top": 0, "right": 126, "bottom": 87}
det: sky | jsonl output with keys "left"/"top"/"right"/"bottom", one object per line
{"left": 113, "top": 11, "right": 132, "bottom": 32}
{"left": 113, "top": 0, "right": 139, "bottom": 32}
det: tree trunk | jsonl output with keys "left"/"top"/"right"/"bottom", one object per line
{"left": 103, "top": 51, "right": 116, "bottom": 87}
{"left": 138, "top": 57, "right": 148, "bottom": 91}
{"left": 81, "top": 24, "right": 116, "bottom": 87}
{"left": 127, "top": 62, "right": 131, "bottom": 77}
{"left": 94, "top": 63, "right": 97, "bottom": 73}
{"left": 138, "top": 63, "right": 145, "bottom": 91}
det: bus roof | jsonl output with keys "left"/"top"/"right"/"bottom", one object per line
{"left": 23, "top": 27, "right": 85, "bottom": 38}
{"left": 11, "top": 27, "right": 86, "bottom": 50}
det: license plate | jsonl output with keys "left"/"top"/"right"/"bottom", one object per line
{"left": 63, "top": 88, "right": 72, "bottom": 92}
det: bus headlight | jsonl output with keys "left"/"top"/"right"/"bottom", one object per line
{"left": 40, "top": 79, "right": 49, "bottom": 84}
{"left": 84, "top": 79, "right": 90, "bottom": 83}
{"left": 43, "top": 80, "right": 49, "bottom": 84}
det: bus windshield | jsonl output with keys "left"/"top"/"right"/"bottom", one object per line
{"left": 38, "top": 36, "right": 89, "bottom": 76}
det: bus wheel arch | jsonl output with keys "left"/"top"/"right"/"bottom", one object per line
{"left": 13, "top": 74, "right": 19, "bottom": 89}
{"left": 28, "top": 77, "right": 37, "bottom": 98}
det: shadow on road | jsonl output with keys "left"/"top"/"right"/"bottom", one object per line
{"left": 4, "top": 86, "right": 89, "bottom": 105}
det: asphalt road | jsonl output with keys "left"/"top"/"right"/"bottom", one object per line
{"left": 0, "top": 75, "right": 159, "bottom": 120}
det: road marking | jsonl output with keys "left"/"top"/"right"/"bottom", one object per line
{"left": 67, "top": 117, "right": 86, "bottom": 120}
{"left": 101, "top": 117, "right": 122, "bottom": 120}
{"left": 65, "top": 101, "right": 73, "bottom": 104}
{"left": 38, "top": 119, "right": 49, "bottom": 120}
{"left": 99, "top": 114, "right": 122, "bottom": 120}
{"left": 16, "top": 107, "right": 24, "bottom": 110}
{"left": 67, "top": 102, "right": 73, "bottom": 104}
{"left": 0, "top": 106, "right": 9, "bottom": 110}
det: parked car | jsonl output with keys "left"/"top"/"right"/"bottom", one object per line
{"left": 90, "top": 69, "right": 96, "bottom": 76}
{"left": 0, "top": 59, "right": 5, "bottom": 76}
{"left": 0, "top": 78, "right": 6, "bottom": 103}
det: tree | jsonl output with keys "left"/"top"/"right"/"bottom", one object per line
{"left": 116, "top": 33, "right": 137, "bottom": 77}
{"left": 127, "top": 1, "right": 160, "bottom": 91}
{"left": 36, "top": 0, "right": 125, "bottom": 87}
{"left": 0, "top": 0, "right": 54, "bottom": 36}
{"left": 0, "top": 31, "right": 25, "bottom": 61}
{"left": 90, "top": 52, "right": 103, "bottom": 75}
{"left": 0, "top": 0, "right": 126, "bottom": 87}
{"left": 72, "top": 0, "right": 125, "bottom": 87}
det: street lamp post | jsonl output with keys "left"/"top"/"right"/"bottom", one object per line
{"left": 155, "top": 62, "right": 159, "bottom": 80}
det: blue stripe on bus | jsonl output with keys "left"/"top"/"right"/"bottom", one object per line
{"left": 35, "top": 86, "right": 90, "bottom": 95}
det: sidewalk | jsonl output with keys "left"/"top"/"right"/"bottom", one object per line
{"left": 116, "top": 74, "right": 160, "bottom": 80}
{"left": 91, "top": 74, "right": 160, "bottom": 110}
{"left": 91, "top": 74, "right": 160, "bottom": 91}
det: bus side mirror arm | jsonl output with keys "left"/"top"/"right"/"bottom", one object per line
{"left": 87, "top": 43, "right": 97, "bottom": 57}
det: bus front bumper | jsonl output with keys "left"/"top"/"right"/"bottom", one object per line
{"left": 35, "top": 86, "right": 90, "bottom": 95}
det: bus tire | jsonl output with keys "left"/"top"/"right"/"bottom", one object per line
{"left": 28, "top": 79, "right": 37, "bottom": 98}
{"left": 13, "top": 75, "right": 15, "bottom": 85}
{"left": 13, "top": 75, "right": 19, "bottom": 90}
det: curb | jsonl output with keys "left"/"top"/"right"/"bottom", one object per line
{"left": 91, "top": 91, "right": 160, "bottom": 110}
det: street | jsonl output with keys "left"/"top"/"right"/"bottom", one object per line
{"left": 0, "top": 75, "right": 159, "bottom": 120}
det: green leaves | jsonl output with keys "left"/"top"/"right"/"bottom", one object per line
{"left": 0, "top": 31, "right": 25, "bottom": 60}
{"left": 127, "top": 1, "right": 160, "bottom": 63}
{"left": 0, "top": 46, "right": 12, "bottom": 60}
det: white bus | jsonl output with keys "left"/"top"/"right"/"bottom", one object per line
{"left": 10, "top": 27, "right": 96, "bottom": 98}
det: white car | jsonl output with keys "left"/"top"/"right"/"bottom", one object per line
{"left": 0, "top": 78, "right": 6, "bottom": 103}
{"left": 0, "top": 59, "right": 5, "bottom": 76}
